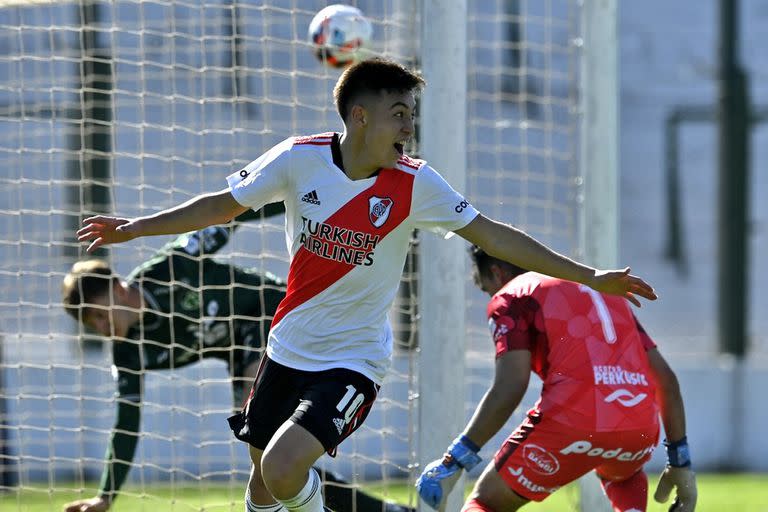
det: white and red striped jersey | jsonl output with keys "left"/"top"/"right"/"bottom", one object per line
{"left": 226, "top": 133, "right": 478, "bottom": 383}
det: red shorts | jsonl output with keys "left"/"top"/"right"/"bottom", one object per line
{"left": 493, "top": 411, "right": 659, "bottom": 502}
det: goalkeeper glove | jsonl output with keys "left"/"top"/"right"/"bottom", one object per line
{"left": 654, "top": 437, "right": 697, "bottom": 512}
{"left": 416, "top": 435, "right": 482, "bottom": 510}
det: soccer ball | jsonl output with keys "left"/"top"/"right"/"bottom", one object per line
{"left": 308, "top": 4, "right": 372, "bottom": 68}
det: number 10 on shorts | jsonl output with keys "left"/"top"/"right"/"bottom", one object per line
{"left": 336, "top": 384, "right": 365, "bottom": 425}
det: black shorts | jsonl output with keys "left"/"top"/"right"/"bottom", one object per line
{"left": 227, "top": 356, "right": 379, "bottom": 456}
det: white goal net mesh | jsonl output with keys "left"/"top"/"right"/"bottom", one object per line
{"left": 0, "top": 0, "right": 584, "bottom": 510}
{"left": 463, "top": 0, "right": 582, "bottom": 508}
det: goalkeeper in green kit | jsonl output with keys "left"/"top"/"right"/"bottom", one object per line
{"left": 61, "top": 207, "right": 412, "bottom": 512}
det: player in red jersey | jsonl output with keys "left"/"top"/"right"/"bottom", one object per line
{"left": 417, "top": 246, "right": 696, "bottom": 512}
{"left": 77, "top": 57, "right": 656, "bottom": 512}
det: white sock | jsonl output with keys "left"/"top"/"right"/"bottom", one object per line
{"left": 276, "top": 467, "right": 324, "bottom": 512}
{"left": 246, "top": 487, "right": 285, "bottom": 512}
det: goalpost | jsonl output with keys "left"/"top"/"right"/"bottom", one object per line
{"left": 420, "top": 1, "right": 614, "bottom": 511}
{"left": 0, "top": 1, "right": 615, "bottom": 510}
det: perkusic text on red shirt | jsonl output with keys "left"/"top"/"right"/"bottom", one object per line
{"left": 300, "top": 216, "right": 379, "bottom": 266}
{"left": 593, "top": 365, "right": 649, "bottom": 386}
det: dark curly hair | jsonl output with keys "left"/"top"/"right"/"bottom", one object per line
{"left": 468, "top": 245, "right": 527, "bottom": 281}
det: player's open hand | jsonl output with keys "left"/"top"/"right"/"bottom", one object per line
{"left": 63, "top": 496, "right": 111, "bottom": 512}
{"left": 589, "top": 267, "right": 657, "bottom": 307}
{"left": 654, "top": 466, "right": 697, "bottom": 512}
{"left": 77, "top": 216, "right": 137, "bottom": 253}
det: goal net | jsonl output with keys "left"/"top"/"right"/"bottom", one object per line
{"left": 0, "top": 0, "right": 599, "bottom": 510}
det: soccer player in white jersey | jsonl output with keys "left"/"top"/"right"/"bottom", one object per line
{"left": 77, "top": 57, "right": 657, "bottom": 512}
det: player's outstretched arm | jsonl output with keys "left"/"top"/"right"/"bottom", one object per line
{"left": 78, "top": 188, "right": 249, "bottom": 253}
{"left": 234, "top": 202, "right": 285, "bottom": 223}
{"left": 455, "top": 214, "right": 657, "bottom": 306}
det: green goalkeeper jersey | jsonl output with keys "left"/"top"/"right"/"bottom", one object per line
{"left": 100, "top": 210, "right": 286, "bottom": 502}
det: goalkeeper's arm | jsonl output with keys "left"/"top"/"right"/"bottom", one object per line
{"left": 416, "top": 350, "right": 530, "bottom": 510}
{"left": 97, "top": 396, "right": 141, "bottom": 504}
{"left": 647, "top": 348, "right": 697, "bottom": 511}
{"left": 63, "top": 373, "right": 142, "bottom": 512}
{"left": 461, "top": 350, "right": 530, "bottom": 448}
{"left": 647, "top": 348, "right": 687, "bottom": 445}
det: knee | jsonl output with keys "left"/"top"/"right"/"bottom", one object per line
{"left": 260, "top": 444, "right": 310, "bottom": 499}
{"left": 471, "top": 466, "right": 527, "bottom": 512}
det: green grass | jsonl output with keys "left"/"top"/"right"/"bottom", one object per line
{"left": 3, "top": 473, "right": 767, "bottom": 512}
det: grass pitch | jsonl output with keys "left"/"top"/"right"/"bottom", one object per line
{"left": 3, "top": 473, "right": 767, "bottom": 511}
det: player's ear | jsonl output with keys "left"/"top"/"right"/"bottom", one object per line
{"left": 350, "top": 104, "right": 367, "bottom": 127}
{"left": 490, "top": 263, "right": 504, "bottom": 285}
{"left": 113, "top": 279, "right": 130, "bottom": 303}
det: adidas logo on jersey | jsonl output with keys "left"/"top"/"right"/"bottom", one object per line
{"left": 301, "top": 190, "right": 321, "bottom": 205}
{"left": 333, "top": 417, "right": 345, "bottom": 435}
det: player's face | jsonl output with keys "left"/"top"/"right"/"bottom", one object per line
{"left": 363, "top": 90, "right": 416, "bottom": 167}
{"left": 82, "top": 291, "right": 133, "bottom": 339}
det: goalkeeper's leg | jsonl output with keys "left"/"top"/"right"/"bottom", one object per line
{"left": 461, "top": 463, "right": 530, "bottom": 512}
{"left": 321, "top": 469, "right": 415, "bottom": 512}
{"left": 462, "top": 498, "right": 494, "bottom": 511}
{"left": 597, "top": 469, "right": 649, "bottom": 512}
{"left": 594, "top": 426, "right": 657, "bottom": 512}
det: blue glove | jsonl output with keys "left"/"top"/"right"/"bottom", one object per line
{"left": 445, "top": 434, "right": 482, "bottom": 470}
{"left": 416, "top": 435, "right": 482, "bottom": 510}
{"left": 416, "top": 458, "right": 460, "bottom": 510}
